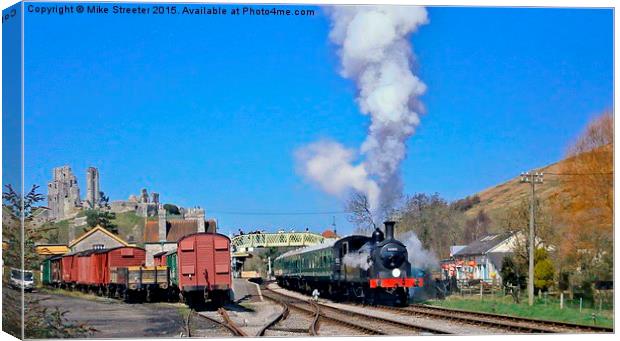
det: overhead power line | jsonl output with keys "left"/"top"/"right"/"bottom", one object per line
{"left": 545, "top": 172, "right": 613, "bottom": 176}
{"left": 207, "top": 210, "right": 351, "bottom": 216}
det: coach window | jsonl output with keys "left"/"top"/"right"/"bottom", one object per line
{"left": 342, "top": 242, "right": 349, "bottom": 256}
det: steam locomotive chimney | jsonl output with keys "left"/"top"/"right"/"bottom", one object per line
{"left": 384, "top": 221, "right": 395, "bottom": 240}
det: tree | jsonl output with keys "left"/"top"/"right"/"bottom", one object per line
{"left": 498, "top": 198, "right": 554, "bottom": 272}
{"left": 397, "top": 193, "right": 464, "bottom": 259}
{"left": 97, "top": 191, "right": 110, "bottom": 208}
{"left": 500, "top": 255, "right": 526, "bottom": 289}
{"left": 2, "top": 184, "right": 94, "bottom": 339}
{"left": 550, "top": 112, "right": 613, "bottom": 282}
{"left": 2, "top": 184, "right": 46, "bottom": 270}
{"left": 84, "top": 209, "right": 118, "bottom": 234}
{"left": 534, "top": 248, "right": 554, "bottom": 292}
{"left": 451, "top": 194, "right": 481, "bottom": 212}
{"left": 463, "top": 209, "right": 491, "bottom": 243}
{"left": 163, "top": 203, "right": 180, "bottom": 215}
{"left": 346, "top": 192, "right": 377, "bottom": 235}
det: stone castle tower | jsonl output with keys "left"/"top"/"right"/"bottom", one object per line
{"left": 86, "top": 167, "right": 101, "bottom": 209}
{"left": 185, "top": 207, "right": 206, "bottom": 233}
{"left": 47, "top": 166, "right": 81, "bottom": 220}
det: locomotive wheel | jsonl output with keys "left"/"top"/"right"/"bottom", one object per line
{"left": 395, "top": 288, "right": 408, "bottom": 307}
{"left": 363, "top": 289, "right": 376, "bottom": 306}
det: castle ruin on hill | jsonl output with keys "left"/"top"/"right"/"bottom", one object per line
{"left": 46, "top": 165, "right": 193, "bottom": 222}
{"left": 47, "top": 166, "right": 82, "bottom": 220}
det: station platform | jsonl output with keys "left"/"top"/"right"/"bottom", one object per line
{"left": 232, "top": 278, "right": 263, "bottom": 303}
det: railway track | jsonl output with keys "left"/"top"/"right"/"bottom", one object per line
{"left": 364, "top": 303, "right": 613, "bottom": 334}
{"left": 404, "top": 304, "right": 613, "bottom": 333}
{"left": 263, "top": 287, "right": 452, "bottom": 335}
{"left": 256, "top": 296, "right": 290, "bottom": 336}
{"left": 186, "top": 308, "right": 248, "bottom": 337}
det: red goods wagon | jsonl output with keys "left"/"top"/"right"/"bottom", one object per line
{"left": 75, "top": 249, "right": 99, "bottom": 287}
{"left": 104, "top": 246, "right": 146, "bottom": 283}
{"left": 61, "top": 253, "right": 76, "bottom": 285}
{"left": 176, "top": 233, "right": 231, "bottom": 305}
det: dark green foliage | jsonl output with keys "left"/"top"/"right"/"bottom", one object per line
{"left": 98, "top": 191, "right": 110, "bottom": 208}
{"left": 2, "top": 184, "right": 44, "bottom": 218}
{"left": 2, "top": 184, "right": 47, "bottom": 270}
{"left": 558, "top": 272, "right": 570, "bottom": 291}
{"left": 164, "top": 204, "right": 180, "bottom": 215}
{"left": 500, "top": 255, "right": 526, "bottom": 289}
{"left": 84, "top": 209, "right": 118, "bottom": 234}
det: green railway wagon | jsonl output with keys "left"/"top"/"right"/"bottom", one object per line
{"left": 274, "top": 243, "right": 334, "bottom": 293}
{"left": 166, "top": 251, "right": 178, "bottom": 287}
{"left": 41, "top": 258, "right": 52, "bottom": 285}
{"left": 41, "top": 255, "right": 62, "bottom": 286}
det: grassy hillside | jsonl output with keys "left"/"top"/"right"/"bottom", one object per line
{"left": 461, "top": 161, "right": 565, "bottom": 225}
{"left": 42, "top": 211, "right": 145, "bottom": 245}
{"left": 114, "top": 211, "right": 145, "bottom": 244}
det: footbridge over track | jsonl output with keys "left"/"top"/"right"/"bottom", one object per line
{"left": 231, "top": 232, "right": 327, "bottom": 255}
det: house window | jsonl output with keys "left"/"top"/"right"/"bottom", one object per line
{"left": 93, "top": 244, "right": 104, "bottom": 250}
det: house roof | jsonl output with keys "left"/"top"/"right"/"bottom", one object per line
{"left": 166, "top": 220, "right": 199, "bottom": 242}
{"left": 454, "top": 232, "right": 514, "bottom": 257}
{"left": 68, "top": 226, "right": 129, "bottom": 248}
{"left": 322, "top": 230, "right": 337, "bottom": 238}
{"left": 35, "top": 244, "right": 70, "bottom": 255}
{"left": 144, "top": 220, "right": 159, "bottom": 243}
{"left": 143, "top": 219, "right": 200, "bottom": 243}
{"left": 153, "top": 251, "right": 167, "bottom": 258}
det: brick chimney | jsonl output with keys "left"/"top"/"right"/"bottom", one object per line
{"left": 158, "top": 204, "right": 167, "bottom": 241}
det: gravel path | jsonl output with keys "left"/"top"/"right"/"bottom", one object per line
{"left": 34, "top": 292, "right": 184, "bottom": 338}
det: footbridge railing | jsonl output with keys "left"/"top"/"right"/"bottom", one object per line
{"left": 231, "top": 232, "right": 326, "bottom": 253}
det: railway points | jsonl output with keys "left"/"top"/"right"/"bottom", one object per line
{"left": 263, "top": 284, "right": 453, "bottom": 335}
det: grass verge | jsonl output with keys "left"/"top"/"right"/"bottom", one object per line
{"left": 426, "top": 295, "right": 613, "bottom": 328}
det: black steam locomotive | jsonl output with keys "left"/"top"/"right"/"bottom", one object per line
{"left": 273, "top": 221, "right": 423, "bottom": 306}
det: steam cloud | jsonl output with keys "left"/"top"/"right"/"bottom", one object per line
{"left": 342, "top": 244, "right": 373, "bottom": 270}
{"left": 399, "top": 231, "right": 438, "bottom": 270}
{"left": 296, "top": 6, "right": 428, "bottom": 214}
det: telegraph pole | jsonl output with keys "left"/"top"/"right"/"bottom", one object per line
{"left": 520, "top": 171, "right": 544, "bottom": 306}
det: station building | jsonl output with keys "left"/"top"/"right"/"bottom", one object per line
{"left": 441, "top": 231, "right": 518, "bottom": 285}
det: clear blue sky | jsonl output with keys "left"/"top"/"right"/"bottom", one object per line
{"left": 21, "top": 4, "right": 613, "bottom": 235}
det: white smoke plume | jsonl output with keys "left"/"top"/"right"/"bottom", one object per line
{"left": 296, "top": 6, "right": 428, "bottom": 213}
{"left": 295, "top": 141, "right": 380, "bottom": 209}
{"left": 399, "top": 231, "right": 438, "bottom": 270}
{"left": 342, "top": 244, "right": 373, "bottom": 270}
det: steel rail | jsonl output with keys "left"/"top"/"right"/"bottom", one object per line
{"left": 309, "top": 301, "right": 321, "bottom": 336}
{"left": 262, "top": 289, "right": 382, "bottom": 335}
{"left": 218, "top": 308, "right": 249, "bottom": 337}
{"left": 370, "top": 304, "right": 555, "bottom": 333}
{"left": 188, "top": 309, "right": 238, "bottom": 337}
{"left": 256, "top": 296, "right": 290, "bottom": 336}
{"left": 264, "top": 287, "right": 451, "bottom": 335}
